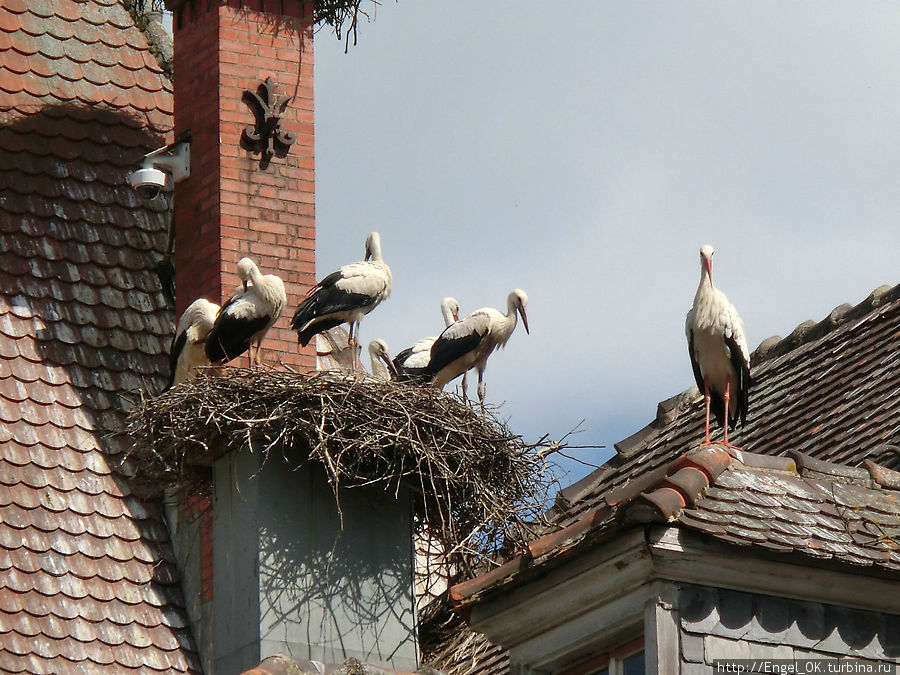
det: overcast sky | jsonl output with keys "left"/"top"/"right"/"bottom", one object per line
{"left": 312, "top": 2, "right": 900, "bottom": 487}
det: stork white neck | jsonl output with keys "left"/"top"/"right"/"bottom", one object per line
{"left": 237, "top": 257, "right": 258, "bottom": 290}
{"left": 440, "top": 297, "right": 459, "bottom": 327}
{"left": 366, "top": 232, "right": 384, "bottom": 262}
{"left": 696, "top": 244, "right": 716, "bottom": 296}
{"left": 247, "top": 261, "right": 262, "bottom": 287}
{"left": 496, "top": 289, "right": 529, "bottom": 346}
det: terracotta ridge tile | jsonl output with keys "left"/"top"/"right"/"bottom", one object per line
{"left": 449, "top": 553, "right": 532, "bottom": 604}
{"left": 605, "top": 460, "right": 676, "bottom": 507}
{"left": 527, "top": 505, "right": 611, "bottom": 560}
{"left": 661, "top": 466, "right": 710, "bottom": 507}
{"left": 864, "top": 459, "right": 900, "bottom": 490}
{"left": 635, "top": 486, "right": 687, "bottom": 520}
{"left": 787, "top": 449, "right": 871, "bottom": 482}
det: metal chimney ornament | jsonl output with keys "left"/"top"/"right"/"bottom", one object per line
{"left": 241, "top": 77, "right": 295, "bottom": 162}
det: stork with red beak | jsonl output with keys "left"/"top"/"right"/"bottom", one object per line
{"left": 427, "top": 289, "right": 529, "bottom": 409}
{"left": 685, "top": 245, "right": 751, "bottom": 447}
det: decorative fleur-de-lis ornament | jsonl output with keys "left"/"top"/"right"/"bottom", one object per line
{"left": 241, "top": 77, "right": 295, "bottom": 161}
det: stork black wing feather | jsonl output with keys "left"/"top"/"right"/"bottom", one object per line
{"left": 724, "top": 333, "right": 751, "bottom": 429}
{"left": 687, "top": 330, "right": 704, "bottom": 393}
{"left": 164, "top": 331, "right": 187, "bottom": 392}
{"left": 425, "top": 328, "right": 487, "bottom": 376}
{"left": 290, "top": 271, "right": 374, "bottom": 343}
{"left": 296, "top": 316, "right": 345, "bottom": 348}
{"left": 205, "top": 313, "right": 270, "bottom": 363}
{"left": 392, "top": 346, "right": 431, "bottom": 382}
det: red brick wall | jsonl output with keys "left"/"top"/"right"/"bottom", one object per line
{"left": 170, "top": 0, "right": 316, "bottom": 372}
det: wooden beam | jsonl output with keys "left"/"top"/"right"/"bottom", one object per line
{"left": 643, "top": 581, "right": 679, "bottom": 674}
{"left": 470, "top": 530, "right": 650, "bottom": 648}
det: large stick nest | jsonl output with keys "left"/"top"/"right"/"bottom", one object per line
{"left": 124, "top": 368, "right": 556, "bottom": 577}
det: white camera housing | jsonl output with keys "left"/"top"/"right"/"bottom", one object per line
{"left": 129, "top": 141, "right": 190, "bottom": 200}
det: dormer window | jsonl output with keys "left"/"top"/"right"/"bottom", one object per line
{"left": 560, "top": 637, "right": 645, "bottom": 675}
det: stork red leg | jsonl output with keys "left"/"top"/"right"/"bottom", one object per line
{"left": 348, "top": 322, "right": 358, "bottom": 370}
{"left": 723, "top": 375, "right": 731, "bottom": 446}
{"left": 703, "top": 377, "right": 712, "bottom": 444}
{"left": 477, "top": 370, "right": 486, "bottom": 414}
{"left": 721, "top": 375, "right": 742, "bottom": 449}
{"left": 253, "top": 339, "right": 263, "bottom": 367}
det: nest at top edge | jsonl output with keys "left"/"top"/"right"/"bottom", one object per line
{"left": 123, "top": 368, "right": 556, "bottom": 573}
{"left": 312, "top": 0, "right": 376, "bottom": 50}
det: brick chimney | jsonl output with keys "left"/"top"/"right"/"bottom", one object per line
{"left": 167, "top": 0, "right": 315, "bottom": 372}
{"left": 160, "top": 3, "right": 420, "bottom": 674}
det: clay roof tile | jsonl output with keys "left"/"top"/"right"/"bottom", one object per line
{"left": 0, "top": 2, "right": 198, "bottom": 669}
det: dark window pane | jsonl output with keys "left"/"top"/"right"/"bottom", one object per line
{"left": 623, "top": 650, "right": 644, "bottom": 675}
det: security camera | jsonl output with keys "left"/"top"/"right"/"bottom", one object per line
{"left": 129, "top": 141, "right": 190, "bottom": 199}
{"left": 129, "top": 167, "right": 168, "bottom": 199}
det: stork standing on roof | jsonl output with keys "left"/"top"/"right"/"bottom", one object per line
{"left": 165, "top": 298, "right": 220, "bottom": 391}
{"left": 205, "top": 257, "right": 287, "bottom": 367}
{"left": 685, "top": 244, "right": 751, "bottom": 447}
{"left": 393, "top": 297, "right": 460, "bottom": 383}
{"left": 426, "top": 289, "right": 529, "bottom": 409}
{"left": 291, "top": 232, "right": 392, "bottom": 360}
{"left": 367, "top": 338, "right": 396, "bottom": 381}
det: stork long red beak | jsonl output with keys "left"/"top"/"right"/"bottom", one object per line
{"left": 705, "top": 257, "right": 713, "bottom": 282}
{"left": 385, "top": 355, "right": 398, "bottom": 376}
{"left": 520, "top": 308, "right": 530, "bottom": 335}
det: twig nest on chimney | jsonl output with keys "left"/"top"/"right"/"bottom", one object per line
{"left": 123, "top": 368, "right": 557, "bottom": 578}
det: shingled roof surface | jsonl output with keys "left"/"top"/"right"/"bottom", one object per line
{"left": 450, "top": 445, "right": 900, "bottom": 606}
{"left": 0, "top": 1, "right": 200, "bottom": 672}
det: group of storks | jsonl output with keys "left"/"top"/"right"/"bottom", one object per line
{"left": 166, "top": 232, "right": 530, "bottom": 411}
{"left": 167, "top": 233, "right": 750, "bottom": 446}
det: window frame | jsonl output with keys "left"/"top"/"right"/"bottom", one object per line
{"left": 558, "top": 636, "right": 645, "bottom": 675}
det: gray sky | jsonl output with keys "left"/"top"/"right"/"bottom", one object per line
{"left": 313, "top": 2, "right": 900, "bottom": 486}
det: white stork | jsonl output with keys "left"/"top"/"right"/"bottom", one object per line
{"left": 685, "top": 244, "right": 751, "bottom": 447}
{"left": 165, "top": 298, "right": 220, "bottom": 391}
{"left": 205, "top": 257, "right": 287, "bottom": 367}
{"left": 291, "top": 232, "right": 392, "bottom": 358}
{"left": 393, "top": 297, "right": 460, "bottom": 383}
{"left": 426, "top": 289, "right": 529, "bottom": 408}
{"left": 367, "top": 339, "right": 396, "bottom": 381}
